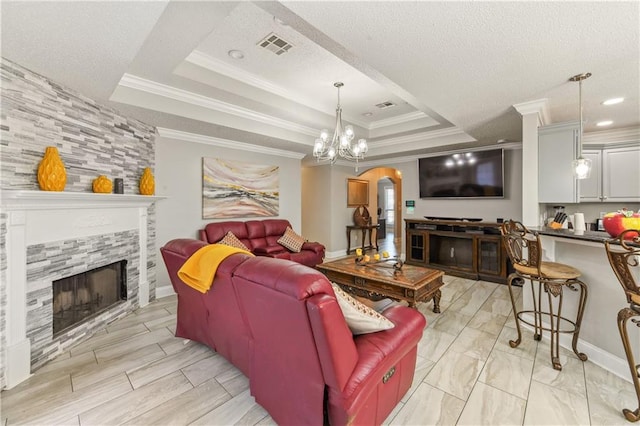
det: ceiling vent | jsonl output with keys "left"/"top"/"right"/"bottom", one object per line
{"left": 375, "top": 101, "right": 396, "bottom": 109}
{"left": 258, "top": 33, "right": 293, "bottom": 55}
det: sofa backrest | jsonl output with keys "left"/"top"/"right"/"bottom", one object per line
{"left": 160, "top": 238, "right": 255, "bottom": 375}
{"left": 199, "top": 219, "right": 292, "bottom": 251}
{"left": 232, "top": 256, "right": 357, "bottom": 425}
{"left": 199, "top": 221, "right": 252, "bottom": 248}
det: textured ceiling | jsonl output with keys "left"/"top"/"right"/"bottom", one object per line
{"left": 1, "top": 1, "right": 638, "bottom": 164}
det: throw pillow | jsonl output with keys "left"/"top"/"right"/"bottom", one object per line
{"left": 277, "top": 226, "right": 305, "bottom": 253}
{"left": 218, "top": 231, "right": 250, "bottom": 252}
{"left": 331, "top": 283, "right": 395, "bottom": 335}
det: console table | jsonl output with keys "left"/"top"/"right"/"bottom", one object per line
{"left": 346, "top": 224, "right": 379, "bottom": 254}
{"left": 405, "top": 219, "right": 511, "bottom": 284}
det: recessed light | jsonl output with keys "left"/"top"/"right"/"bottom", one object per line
{"left": 602, "top": 97, "right": 624, "bottom": 105}
{"left": 596, "top": 120, "right": 613, "bottom": 127}
{"left": 363, "top": 112, "right": 373, "bottom": 117}
{"left": 228, "top": 50, "right": 245, "bottom": 60}
{"left": 273, "top": 17, "right": 288, "bottom": 26}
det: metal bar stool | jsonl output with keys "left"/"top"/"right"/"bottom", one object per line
{"left": 500, "top": 220, "right": 588, "bottom": 370}
{"left": 605, "top": 229, "right": 640, "bottom": 422}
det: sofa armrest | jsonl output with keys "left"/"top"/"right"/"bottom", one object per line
{"left": 253, "top": 245, "right": 287, "bottom": 255}
{"left": 302, "top": 241, "right": 325, "bottom": 255}
{"left": 343, "top": 305, "right": 426, "bottom": 398}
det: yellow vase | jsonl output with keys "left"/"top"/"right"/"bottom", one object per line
{"left": 92, "top": 175, "right": 113, "bottom": 193}
{"left": 37, "top": 146, "right": 66, "bottom": 191}
{"left": 139, "top": 167, "right": 155, "bottom": 195}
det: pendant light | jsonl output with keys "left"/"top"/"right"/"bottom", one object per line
{"left": 570, "top": 72, "right": 592, "bottom": 180}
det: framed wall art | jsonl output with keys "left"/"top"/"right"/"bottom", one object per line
{"left": 202, "top": 157, "right": 279, "bottom": 219}
{"left": 347, "top": 178, "right": 369, "bottom": 207}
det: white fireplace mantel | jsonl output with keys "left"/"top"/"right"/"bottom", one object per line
{"left": 1, "top": 189, "right": 164, "bottom": 388}
{"left": 1, "top": 189, "right": 166, "bottom": 210}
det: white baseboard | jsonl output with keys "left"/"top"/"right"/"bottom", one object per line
{"left": 521, "top": 313, "right": 631, "bottom": 383}
{"left": 156, "top": 285, "right": 176, "bottom": 299}
{"left": 325, "top": 249, "right": 347, "bottom": 259}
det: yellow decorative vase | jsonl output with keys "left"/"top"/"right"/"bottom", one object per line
{"left": 139, "top": 167, "right": 155, "bottom": 195}
{"left": 92, "top": 175, "right": 113, "bottom": 193}
{"left": 37, "top": 146, "right": 66, "bottom": 191}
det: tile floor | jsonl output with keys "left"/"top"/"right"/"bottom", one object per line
{"left": 1, "top": 236, "right": 637, "bottom": 425}
{"left": 1, "top": 274, "right": 636, "bottom": 425}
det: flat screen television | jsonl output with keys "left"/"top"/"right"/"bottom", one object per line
{"left": 418, "top": 149, "right": 504, "bottom": 198}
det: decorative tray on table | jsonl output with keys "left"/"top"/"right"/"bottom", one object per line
{"left": 354, "top": 251, "right": 404, "bottom": 271}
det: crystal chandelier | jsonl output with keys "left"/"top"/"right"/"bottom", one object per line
{"left": 313, "top": 82, "right": 368, "bottom": 171}
{"left": 570, "top": 72, "right": 592, "bottom": 179}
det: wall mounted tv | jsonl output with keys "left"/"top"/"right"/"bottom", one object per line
{"left": 418, "top": 148, "right": 504, "bottom": 198}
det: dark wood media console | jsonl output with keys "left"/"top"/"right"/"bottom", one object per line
{"left": 405, "top": 219, "right": 512, "bottom": 284}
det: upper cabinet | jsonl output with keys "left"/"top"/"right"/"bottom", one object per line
{"left": 538, "top": 122, "right": 579, "bottom": 203}
{"left": 603, "top": 146, "right": 640, "bottom": 202}
{"left": 580, "top": 145, "right": 640, "bottom": 203}
{"left": 579, "top": 149, "right": 602, "bottom": 202}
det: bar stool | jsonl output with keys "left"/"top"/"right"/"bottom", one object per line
{"left": 605, "top": 229, "right": 640, "bottom": 422}
{"left": 500, "top": 220, "right": 588, "bottom": 370}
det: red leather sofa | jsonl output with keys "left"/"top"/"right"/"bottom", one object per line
{"left": 199, "top": 219, "right": 325, "bottom": 267}
{"left": 161, "top": 238, "right": 426, "bottom": 425}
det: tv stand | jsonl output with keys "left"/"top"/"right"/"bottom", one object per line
{"left": 405, "top": 219, "right": 511, "bottom": 284}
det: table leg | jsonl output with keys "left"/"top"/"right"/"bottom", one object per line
{"left": 432, "top": 289, "right": 441, "bottom": 313}
{"left": 346, "top": 228, "right": 352, "bottom": 255}
{"left": 373, "top": 227, "right": 378, "bottom": 251}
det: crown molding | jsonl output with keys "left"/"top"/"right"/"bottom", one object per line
{"left": 512, "top": 99, "right": 550, "bottom": 126}
{"left": 156, "top": 127, "right": 306, "bottom": 159}
{"left": 367, "top": 111, "right": 431, "bottom": 130}
{"left": 369, "top": 126, "right": 473, "bottom": 148}
{"left": 185, "top": 51, "right": 370, "bottom": 129}
{"left": 583, "top": 126, "right": 640, "bottom": 145}
{"left": 118, "top": 74, "right": 318, "bottom": 137}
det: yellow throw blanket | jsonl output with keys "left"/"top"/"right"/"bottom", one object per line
{"left": 178, "top": 244, "right": 254, "bottom": 293}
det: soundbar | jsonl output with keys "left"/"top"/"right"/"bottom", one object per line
{"left": 423, "top": 216, "right": 483, "bottom": 222}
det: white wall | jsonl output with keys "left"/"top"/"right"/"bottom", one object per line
{"left": 155, "top": 136, "right": 303, "bottom": 293}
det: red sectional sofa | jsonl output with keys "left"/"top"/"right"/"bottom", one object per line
{"left": 161, "top": 238, "right": 426, "bottom": 425}
{"left": 199, "top": 219, "right": 325, "bottom": 267}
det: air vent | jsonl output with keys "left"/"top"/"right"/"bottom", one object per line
{"left": 375, "top": 101, "right": 396, "bottom": 109}
{"left": 257, "top": 32, "right": 293, "bottom": 56}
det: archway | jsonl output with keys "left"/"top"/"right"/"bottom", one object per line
{"left": 357, "top": 167, "right": 402, "bottom": 243}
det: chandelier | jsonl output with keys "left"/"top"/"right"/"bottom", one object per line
{"left": 313, "top": 82, "right": 368, "bottom": 171}
{"left": 570, "top": 72, "right": 592, "bottom": 179}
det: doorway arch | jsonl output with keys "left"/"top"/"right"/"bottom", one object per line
{"left": 357, "top": 167, "right": 402, "bottom": 242}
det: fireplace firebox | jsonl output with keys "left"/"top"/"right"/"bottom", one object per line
{"left": 52, "top": 260, "right": 127, "bottom": 335}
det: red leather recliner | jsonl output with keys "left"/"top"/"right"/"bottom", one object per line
{"left": 199, "top": 219, "right": 325, "bottom": 267}
{"left": 161, "top": 238, "right": 426, "bottom": 425}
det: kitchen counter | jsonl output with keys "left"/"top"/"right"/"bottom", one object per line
{"left": 531, "top": 226, "right": 639, "bottom": 247}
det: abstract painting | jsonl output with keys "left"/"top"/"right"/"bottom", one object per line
{"left": 202, "top": 157, "right": 279, "bottom": 219}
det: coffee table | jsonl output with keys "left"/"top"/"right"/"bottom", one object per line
{"left": 317, "top": 256, "right": 444, "bottom": 312}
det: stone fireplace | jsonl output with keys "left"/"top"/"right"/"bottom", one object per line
{"left": 52, "top": 259, "right": 127, "bottom": 336}
{"left": 1, "top": 190, "right": 162, "bottom": 388}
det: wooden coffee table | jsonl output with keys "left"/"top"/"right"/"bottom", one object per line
{"left": 317, "top": 256, "right": 444, "bottom": 312}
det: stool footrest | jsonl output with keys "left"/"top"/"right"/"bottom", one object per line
{"left": 516, "top": 310, "right": 580, "bottom": 335}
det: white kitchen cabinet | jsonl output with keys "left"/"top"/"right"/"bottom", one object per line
{"left": 579, "top": 145, "right": 640, "bottom": 202}
{"left": 538, "top": 122, "right": 579, "bottom": 203}
{"left": 579, "top": 149, "right": 602, "bottom": 202}
{"left": 603, "top": 146, "right": 640, "bottom": 202}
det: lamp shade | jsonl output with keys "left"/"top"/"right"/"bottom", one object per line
{"left": 572, "top": 157, "right": 592, "bottom": 179}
